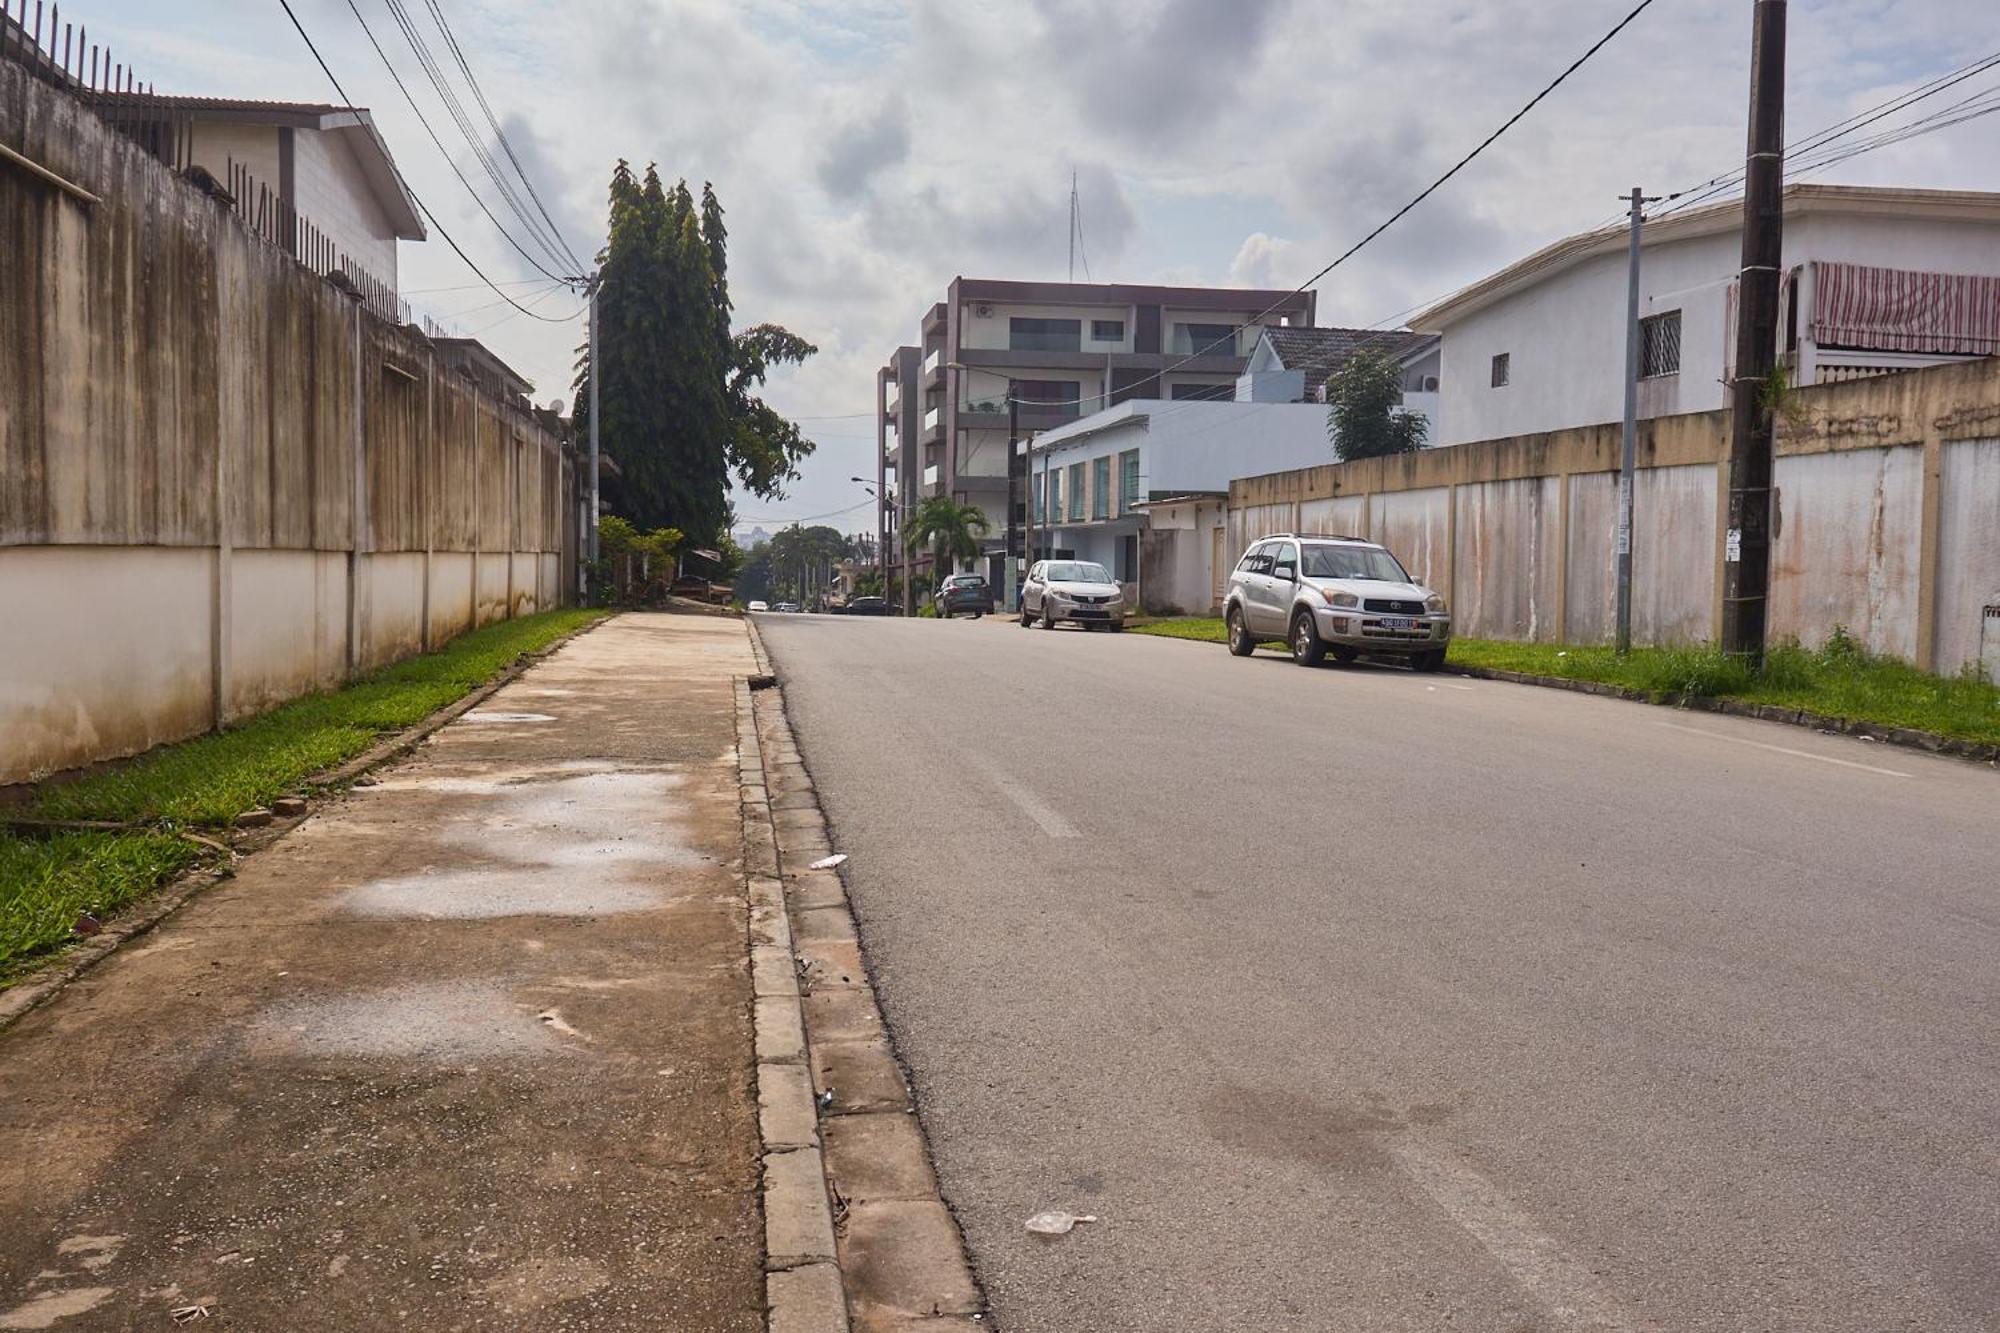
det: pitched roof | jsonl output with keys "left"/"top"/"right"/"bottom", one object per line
{"left": 86, "top": 92, "right": 425, "bottom": 241}
{"left": 1411, "top": 183, "right": 2000, "bottom": 331}
{"left": 1258, "top": 326, "right": 1437, "bottom": 382}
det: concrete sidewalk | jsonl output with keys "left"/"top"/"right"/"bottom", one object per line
{"left": 0, "top": 613, "right": 764, "bottom": 1330}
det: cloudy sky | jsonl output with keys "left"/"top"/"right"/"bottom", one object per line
{"left": 82, "top": 0, "right": 2000, "bottom": 534}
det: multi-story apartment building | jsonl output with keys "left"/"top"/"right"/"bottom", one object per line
{"left": 875, "top": 279, "right": 1315, "bottom": 597}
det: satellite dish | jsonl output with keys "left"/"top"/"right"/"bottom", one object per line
{"left": 548, "top": 397, "right": 566, "bottom": 414}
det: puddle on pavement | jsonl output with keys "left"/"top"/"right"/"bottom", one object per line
{"left": 460, "top": 711, "right": 557, "bottom": 724}
{"left": 251, "top": 981, "right": 577, "bottom": 1060}
{"left": 341, "top": 769, "right": 706, "bottom": 919}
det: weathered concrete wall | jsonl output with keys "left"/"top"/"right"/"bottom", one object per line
{"left": 0, "top": 60, "right": 579, "bottom": 783}
{"left": 1229, "top": 357, "right": 2000, "bottom": 674}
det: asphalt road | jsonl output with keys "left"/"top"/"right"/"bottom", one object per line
{"left": 754, "top": 611, "right": 2000, "bottom": 1333}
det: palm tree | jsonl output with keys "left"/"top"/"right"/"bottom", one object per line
{"left": 904, "top": 496, "right": 990, "bottom": 581}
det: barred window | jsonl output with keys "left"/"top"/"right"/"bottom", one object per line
{"left": 1490, "top": 353, "right": 1510, "bottom": 388}
{"left": 1118, "top": 449, "right": 1140, "bottom": 514}
{"left": 1640, "top": 310, "right": 1682, "bottom": 378}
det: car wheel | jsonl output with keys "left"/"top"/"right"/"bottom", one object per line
{"left": 972, "top": 610, "right": 983, "bottom": 620}
{"left": 1329, "top": 646, "right": 1358, "bottom": 665}
{"left": 1290, "top": 611, "right": 1327, "bottom": 666}
{"left": 1414, "top": 649, "right": 1447, "bottom": 673}
{"left": 1019, "top": 603, "right": 1032, "bottom": 627}
{"left": 1226, "top": 606, "right": 1256, "bottom": 657}
{"left": 1041, "top": 604, "right": 1056, "bottom": 630}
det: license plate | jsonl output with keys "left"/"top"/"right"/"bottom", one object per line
{"left": 1074, "top": 608, "right": 1105, "bottom": 617}
{"left": 1382, "top": 616, "right": 1416, "bottom": 631}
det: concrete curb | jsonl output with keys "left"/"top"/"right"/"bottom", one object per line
{"left": 1126, "top": 628, "right": 1998, "bottom": 770}
{"left": 738, "top": 677, "right": 849, "bottom": 1333}
{"left": 744, "top": 671, "right": 986, "bottom": 1333}
{"left": 1449, "top": 665, "right": 2000, "bottom": 766}
{"left": 745, "top": 614, "right": 777, "bottom": 685}
{"left": 0, "top": 612, "right": 614, "bottom": 1033}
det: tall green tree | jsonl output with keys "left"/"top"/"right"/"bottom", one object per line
{"left": 573, "top": 169, "right": 817, "bottom": 546}
{"left": 904, "top": 497, "right": 990, "bottom": 576}
{"left": 1326, "top": 349, "right": 1428, "bottom": 462}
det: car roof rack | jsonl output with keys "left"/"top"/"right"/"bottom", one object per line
{"left": 1259, "top": 532, "right": 1373, "bottom": 543}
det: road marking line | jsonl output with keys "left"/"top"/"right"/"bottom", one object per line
{"left": 1389, "top": 1139, "right": 1636, "bottom": 1332}
{"left": 966, "top": 754, "right": 1078, "bottom": 839}
{"left": 1657, "top": 721, "right": 1911, "bottom": 777}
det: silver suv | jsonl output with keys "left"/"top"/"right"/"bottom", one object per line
{"left": 1223, "top": 534, "right": 1451, "bottom": 670}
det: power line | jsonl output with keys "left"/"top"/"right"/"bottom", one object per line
{"left": 275, "top": 0, "right": 587, "bottom": 322}
{"left": 419, "top": 0, "right": 585, "bottom": 273}
{"left": 380, "top": 0, "right": 574, "bottom": 272}
{"left": 342, "top": 0, "right": 577, "bottom": 283}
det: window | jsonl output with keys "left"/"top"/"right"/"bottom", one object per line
{"left": 1238, "top": 543, "right": 1274, "bottom": 575}
{"left": 1640, "top": 310, "right": 1682, "bottom": 378}
{"left": 1067, "top": 462, "right": 1085, "bottom": 521}
{"left": 1180, "top": 323, "right": 1237, "bottom": 357}
{"left": 1302, "top": 544, "right": 1409, "bottom": 582}
{"left": 1010, "top": 317, "right": 1081, "bottom": 353}
{"left": 1013, "top": 380, "right": 1081, "bottom": 419}
{"left": 1091, "top": 319, "right": 1125, "bottom": 342}
{"left": 1092, "top": 456, "right": 1111, "bottom": 519}
{"left": 1170, "top": 382, "right": 1233, "bottom": 402}
{"left": 1047, "top": 469, "right": 1061, "bottom": 521}
{"left": 1034, "top": 470, "right": 1046, "bottom": 523}
{"left": 1271, "top": 542, "right": 1299, "bottom": 581}
{"left": 1117, "top": 449, "right": 1140, "bottom": 515}
{"left": 1490, "top": 353, "right": 1510, "bottom": 388}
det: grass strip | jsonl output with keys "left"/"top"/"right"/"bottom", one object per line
{"left": 0, "top": 831, "right": 201, "bottom": 981}
{"left": 1128, "top": 619, "right": 2000, "bottom": 745}
{"left": 3, "top": 608, "right": 605, "bottom": 977}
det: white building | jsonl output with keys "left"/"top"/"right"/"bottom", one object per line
{"left": 140, "top": 95, "right": 427, "bottom": 291}
{"left": 1237, "top": 326, "right": 1441, "bottom": 439}
{"left": 1413, "top": 184, "right": 2000, "bottom": 447}
{"left": 1031, "top": 399, "right": 1333, "bottom": 613}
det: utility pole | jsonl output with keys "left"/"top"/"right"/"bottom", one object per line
{"left": 1723, "top": 0, "right": 1787, "bottom": 665}
{"left": 1004, "top": 380, "right": 1021, "bottom": 612}
{"left": 1615, "top": 186, "right": 1648, "bottom": 655}
{"left": 584, "top": 274, "right": 600, "bottom": 564}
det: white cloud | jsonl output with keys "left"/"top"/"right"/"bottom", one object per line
{"left": 83, "top": 0, "right": 2000, "bottom": 528}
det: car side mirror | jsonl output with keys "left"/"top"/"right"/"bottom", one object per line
{"left": 1274, "top": 566, "right": 1297, "bottom": 582}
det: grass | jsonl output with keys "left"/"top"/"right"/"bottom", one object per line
{"left": 1129, "top": 618, "right": 2000, "bottom": 746}
{"left": 1, "top": 607, "right": 605, "bottom": 977}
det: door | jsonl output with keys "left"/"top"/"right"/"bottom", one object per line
{"left": 1024, "top": 562, "right": 1044, "bottom": 617}
{"left": 1255, "top": 541, "right": 1299, "bottom": 634}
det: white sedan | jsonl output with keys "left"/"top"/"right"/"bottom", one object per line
{"left": 1020, "top": 560, "right": 1126, "bottom": 631}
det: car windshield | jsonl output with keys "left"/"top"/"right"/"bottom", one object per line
{"left": 947, "top": 576, "right": 983, "bottom": 587}
{"left": 1302, "top": 544, "right": 1410, "bottom": 583}
{"left": 1045, "top": 562, "right": 1112, "bottom": 583}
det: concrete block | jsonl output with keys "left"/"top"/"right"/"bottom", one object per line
{"left": 824, "top": 1112, "right": 939, "bottom": 1202}
{"left": 765, "top": 1147, "right": 838, "bottom": 1266}
{"left": 757, "top": 993, "right": 808, "bottom": 1065}
{"left": 788, "top": 869, "right": 848, "bottom": 910}
{"left": 794, "top": 905, "right": 859, "bottom": 946}
{"left": 800, "top": 940, "right": 867, "bottom": 990}
{"left": 811, "top": 1038, "right": 910, "bottom": 1114}
{"left": 754, "top": 943, "right": 801, "bottom": 999}
{"left": 753, "top": 898, "right": 794, "bottom": 950}
{"left": 767, "top": 1262, "right": 849, "bottom": 1333}
{"left": 840, "top": 1200, "right": 981, "bottom": 1322}
{"left": 760, "top": 1060, "right": 821, "bottom": 1151}
{"left": 802, "top": 986, "right": 885, "bottom": 1044}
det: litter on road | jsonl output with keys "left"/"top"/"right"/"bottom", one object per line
{"left": 1024, "top": 1211, "right": 1098, "bottom": 1236}
{"left": 809, "top": 853, "right": 847, "bottom": 869}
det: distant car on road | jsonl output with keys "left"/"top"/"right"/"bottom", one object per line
{"left": 774, "top": 601, "right": 801, "bottom": 614}
{"left": 1223, "top": 533, "right": 1450, "bottom": 670}
{"left": 846, "top": 596, "right": 891, "bottom": 616}
{"left": 1020, "top": 560, "right": 1124, "bottom": 631}
{"left": 933, "top": 574, "right": 994, "bottom": 619}
{"left": 747, "top": 600, "right": 770, "bottom": 613}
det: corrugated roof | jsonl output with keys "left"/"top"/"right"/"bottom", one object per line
{"left": 1258, "top": 326, "right": 1438, "bottom": 382}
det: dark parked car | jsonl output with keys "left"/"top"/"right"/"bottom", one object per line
{"left": 933, "top": 574, "right": 994, "bottom": 619}
{"left": 846, "top": 596, "right": 892, "bottom": 616}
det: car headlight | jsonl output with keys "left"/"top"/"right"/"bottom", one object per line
{"left": 1321, "top": 589, "right": 1359, "bottom": 608}
{"left": 1425, "top": 593, "right": 1446, "bottom": 613}
{"left": 1050, "top": 591, "right": 1073, "bottom": 603}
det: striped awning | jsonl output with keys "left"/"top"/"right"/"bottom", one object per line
{"left": 1811, "top": 260, "right": 2000, "bottom": 355}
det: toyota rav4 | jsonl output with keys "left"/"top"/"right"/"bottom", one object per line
{"left": 1223, "top": 534, "right": 1451, "bottom": 670}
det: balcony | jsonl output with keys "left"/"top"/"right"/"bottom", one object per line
{"left": 922, "top": 346, "right": 942, "bottom": 376}
{"left": 922, "top": 464, "right": 940, "bottom": 489}
{"left": 922, "top": 404, "right": 941, "bottom": 433}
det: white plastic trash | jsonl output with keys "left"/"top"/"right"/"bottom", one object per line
{"left": 1024, "top": 1211, "right": 1098, "bottom": 1236}
{"left": 809, "top": 854, "right": 848, "bottom": 870}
